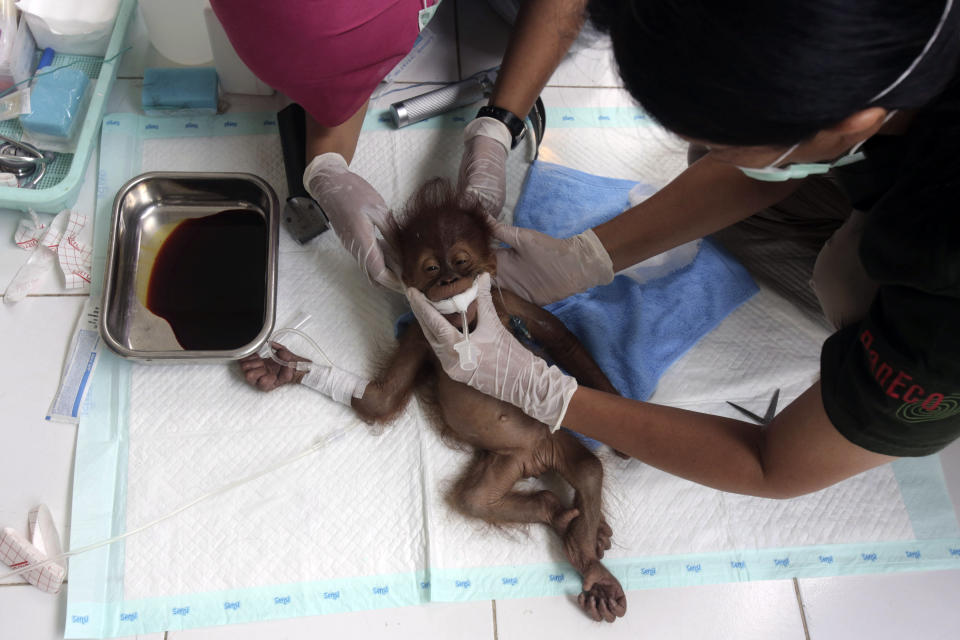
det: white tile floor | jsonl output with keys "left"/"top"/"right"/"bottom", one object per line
{"left": 2, "top": 2, "right": 959, "bottom": 639}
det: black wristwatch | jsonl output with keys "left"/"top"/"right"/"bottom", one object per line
{"left": 476, "top": 105, "right": 526, "bottom": 149}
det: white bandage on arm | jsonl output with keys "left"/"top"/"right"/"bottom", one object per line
{"left": 301, "top": 364, "right": 370, "bottom": 406}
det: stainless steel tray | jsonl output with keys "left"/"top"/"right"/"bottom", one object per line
{"left": 101, "top": 172, "right": 278, "bottom": 362}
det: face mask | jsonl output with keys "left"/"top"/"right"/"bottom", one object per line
{"left": 737, "top": 0, "right": 952, "bottom": 182}
{"left": 737, "top": 140, "right": 868, "bottom": 182}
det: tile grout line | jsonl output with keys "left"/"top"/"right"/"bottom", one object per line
{"left": 491, "top": 599, "right": 499, "bottom": 640}
{"left": 543, "top": 84, "right": 626, "bottom": 89}
{"left": 453, "top": 0, "right": 463, "bottom": 81}
{"left": 0, "top": 294, "right": 90, "bottom": 302}
{"left": 24, "top": 293, "right": 90, "bottom": 297}
{"left": 792, "top": 578, "right": 812, "bottom": 640}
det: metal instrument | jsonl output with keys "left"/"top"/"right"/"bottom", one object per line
{"left": 727, "top": 389, "right": 780, "bottom": 425}
{"left": 277, "top": 103, "right": 328, "bottom": 244}
{"left": 389, "top": 73, "right": 494, "bottom": 128}
{"left": 389, "top": 74, "right": 546, "bottom": 153}
{"left": 101, "top": 172, "right": 279, "bottom": 362}
{"left": 0, "top": 134, "right": 55, "bottom": 188}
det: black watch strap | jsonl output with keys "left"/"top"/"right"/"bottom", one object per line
{"left": 476, "top": 105, "right": 526, "bottom": 149}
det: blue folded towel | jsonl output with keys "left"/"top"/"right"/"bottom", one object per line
{"left": 514, "top": 161, "right": 758, "bottom": 446}
{"left": 142, "top": 68, "right": 219, "bottom": 116}
{"left": 20, "top": 68, "right": 89, "bottom": 139}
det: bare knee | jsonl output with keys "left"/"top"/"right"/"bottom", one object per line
{"left": 455, "top": 485, "right": 557, "bottom": 524}
{"left": 456, "top": 484, "right": 491, "bottom": 519}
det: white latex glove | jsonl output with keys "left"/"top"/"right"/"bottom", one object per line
{"left": 458, "top": 117, "right": 511, "bottom": 218}
{"left": 492, "top": 223, "right": 615, "bottom": 306}
{"left": 301, "top": 363, "right": 370, "bottom": 406}
{"left": 406, "top": 272, "right": 578, "bottom": 430}
{"left": 304, "top": 152, "right": 403, "bottom": 292}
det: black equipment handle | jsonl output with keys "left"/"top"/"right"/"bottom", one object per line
{"left": 277, "top": 103, "right": 310, "bottom": 199}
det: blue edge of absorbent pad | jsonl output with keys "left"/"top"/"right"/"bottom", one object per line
{"left": 64, "top": 111, "right": 960, "bottom": 638}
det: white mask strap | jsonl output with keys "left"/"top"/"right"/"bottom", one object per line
{"left": 764, "top": 142, "right": 800, "bottom": 169}
{"left": 871, "top": 0, "right": 953, "bottom": 102}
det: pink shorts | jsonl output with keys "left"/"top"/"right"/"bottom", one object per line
{"left": 210, "top": 0, "right": 431, "bottom": 127}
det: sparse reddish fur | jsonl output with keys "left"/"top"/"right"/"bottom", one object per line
{"left": 243, "top": 178, "right": 628, "bottom": 622}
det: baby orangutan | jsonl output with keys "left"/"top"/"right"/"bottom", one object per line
{"left": 239, "top": 179, "right": 627, "bottom": 622}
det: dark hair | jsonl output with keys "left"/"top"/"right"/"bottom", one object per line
{"left": 395, "top": 177, "right": 494, "bottom": 274}
{"left": 588, "top": 0, "right": 960, "bottom": 146}
{"left": 396, "top": 177, "right": 491, "bottom": 237}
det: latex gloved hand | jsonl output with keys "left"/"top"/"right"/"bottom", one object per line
{"left": 492, "top": 223, "right": 615, "bottom": 306}
{"left": 458, "top": 117, "right": 511, "bottom": 218}
{"left": 304, "top": 152, "right": 403, "bottom": 292}
{"left": 406, "top": 272, "right": 578, "bottom": 429}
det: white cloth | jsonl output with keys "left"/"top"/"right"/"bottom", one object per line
{"left": 66, "top": 113, "right": 955, "bottom": 633}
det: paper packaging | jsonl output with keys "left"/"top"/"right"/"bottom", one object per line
{"left": 0, "top": 505, "right": 66, "bottom": 594}
{"left": 5, "top": 209, "right": 93, "bottom": 303}
{"left": 47, "top": 296, "right": 101, "bottom": 423}
{"left": 0, "top": 13, "right": 38, "bottom": 92}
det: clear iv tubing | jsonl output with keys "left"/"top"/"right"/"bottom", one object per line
{"left": 0, "top": 46, "right": 134, "bottom": 100}
{"left": 268, "top": 327, "right": 337, "bottom": 371}
{"left": 0, "top": 321, "right": 359, "bottom": 582}
{"left": 0, "top": 423, "right": 356, "bottom": 582}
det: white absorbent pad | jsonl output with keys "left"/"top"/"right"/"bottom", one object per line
{"left": 65, "top": 109, "right": 960, "bottom": 638}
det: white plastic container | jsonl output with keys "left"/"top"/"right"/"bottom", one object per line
{"left": 619, "top": 182, "right": 702, "bottom": 284}
{"left": 16, "top": 0, "right": 120, "bottom": 56}
{"left": 139, "top": 0, "right": 213, "bottom": 65}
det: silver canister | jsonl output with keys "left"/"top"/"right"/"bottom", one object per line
{"left": 389, "top": 74, "right": 493, "bottom": 127}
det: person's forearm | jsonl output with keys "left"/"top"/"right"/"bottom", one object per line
{"left": 305, "top": 101, "right": 368, "bottom": 165}
{"left": 564, "top": 386, "right": 774, "bottom": 496}
{"left": 594, "top": 155, "right": 803, "bottom": 272}
{"left": 562, "top": 383, "right": 894, "bottom": 499}
{"left": 489, "top": 0, "right": 587, "bottom": 117}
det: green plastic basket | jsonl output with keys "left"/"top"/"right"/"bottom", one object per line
{"left": 0, "top": 0, "right": 135, "bottom": 212}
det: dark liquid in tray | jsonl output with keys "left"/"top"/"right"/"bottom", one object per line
{"left": 147, "top": 209, "right": 267, "bottom": 350}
